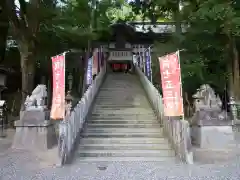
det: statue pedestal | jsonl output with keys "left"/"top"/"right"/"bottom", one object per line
{"left": 191, "top": 109, "right": 237, "bottom": 162}
{"left": 12, "top": 110, "right": 57, "bottom": 151}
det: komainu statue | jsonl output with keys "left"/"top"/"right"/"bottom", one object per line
{"left": 24, "top": 84, "right": 48, "bottom": 111}
{"left": 192, "top": 84, "right": 222, "bottom": 111}
{"left": 191, "top": 84, "right": 229, "bottom": 123}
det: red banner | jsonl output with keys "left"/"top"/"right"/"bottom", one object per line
{"left": 159, "top": 51, "right": 184, "bottom": 117}
{"left": 92, "top": 48, "right": 98, "bottom": 76}
{"left": 50, "top": 54, "right": 65, "bottom": 120}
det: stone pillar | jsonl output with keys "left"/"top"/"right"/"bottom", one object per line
{"left": 0, "top": 100, "right": 7, "bottom": 138}
{"left": 68, "top": 73, "right": 73, "bottom": 92}
{"left": 229, "top": 97, "right": 240, "bottom": 125}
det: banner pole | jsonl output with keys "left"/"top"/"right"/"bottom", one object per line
{"left": 149, "top": 47, "right": 153, "bottom": 82}
{"left": 138, "top": 44, "right": 141, "bottom": 69}
{"left": 52, "top": 51, "right": 70, "bottom": 58}
{"left": 62, "top": 52, "right": 66, "bottom": 121}
{"left": 143, "top": 44, "right": 153, "bottom": 53}
{"left": 143, "top": 47, "right": 146, "bottom": 75}
{"left": 177, "top": 49, "right": 185, "bottom": 121}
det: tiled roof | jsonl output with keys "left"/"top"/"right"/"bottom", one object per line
{"left": 110, "top": 22, "right": 187, "bottom": 34}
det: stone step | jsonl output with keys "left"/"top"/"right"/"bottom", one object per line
{"left": 96, "top": 95, "right": 146, "bottom": 98}
{"left": 93, "top": 105, "right": 151, "bottom": 108}
{"left": 95, "top": 98, "right": 148, "bottom": 102}
{"left": 74, "top": 74, "right": 177, "bottom": 164}
{"left": 84, "top": 127, "right": 164, "bottom": 134}
{"left": 75, "top": 156, "right": 177, "bottom": 162}
{"left": 87, "top": 120, "right": 160, "bottom": 124}
{"left": 103, "top": 81, "right": 138, "bottom": 83}
{"left": 76, "top": 149, "right": 175, "bottom": 157}
{"left": 94, "top": 99, "right": 149, "bottom": 103}
{"left": 93, "top": 102, "right": 150, "bottom": 106}
{"left": 98, "top": 89, "right": 144, "bottom": 91}
{"left": 86, "top": 123, "right": 162, "bottom": 128}
{"left": 89, "top": 117, "right": 158, "bottom": 121}
{"left": 101, "top": 83, "right": 139, "bottom": 85}
{"left": 80, "top": 137, "right": 168, "bottom": 144}
{"left": 79, "top": 143, "right": 171, "bottom": 150}
{"left": 94, "top": 99, "right": 148, "bottom": 103}
{"left": 78, "top": 144, "right": 171, "bottom": 151}
{"left": 99, "top": 90, "right": 142, "bottom": 92}
{"left": 98, "top": 91, "right": 144, "bottom": 94}
{"left": 95, "top": 96, "right": 147, "bottom": 99}
{"left": 98, "top": 93, "right": 142, "bottom": 95}
{"left": 97, "top": 91, "right": 145, "bottom": 94}
{"left": 92, "top": 109, "right": 154, "bottom": 114}
{"left": 90, "top": 113, "right": 156, "bottom": 118}
{"left": 81, "top": 132, "right": 164, "bottom": 138}
{"left": 89, "top": 118, "right": 157, "bottom": 121}
{"left": 96, "top": 98, "right": 146, "bottom": 101}
{"left": 94, "top": 103, "right": 149, "bottom": 106}
{"left": 93, "top": 107, "right": 152, "bottom": 110}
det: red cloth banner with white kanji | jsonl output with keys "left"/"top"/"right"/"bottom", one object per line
{"left": 159, "top": 51, "right": 184, "bottom": 117}
{"left": 92, "top": 48, "right": 99, "bottom": 75}
{"left": 50, "top": 54, "right": 65, "bottom": 120}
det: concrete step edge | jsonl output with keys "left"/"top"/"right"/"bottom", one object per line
{"left": 86, "top": 124, "right": 162, "bottom": 127}
{"left": 75, "top": 157, "right": 177, "bottom": 162}
{"left": 84, "top": 128, "right": 163, "bottom": 133}
{"left": 80, "top": 139, "right": 169, "bottom": 144}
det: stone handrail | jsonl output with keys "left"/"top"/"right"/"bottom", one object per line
{"left": 58, "top": 64, "right": 106, "bottom": 166}
{"left": 135, "top": 65, "right": 193, "bottom": 164}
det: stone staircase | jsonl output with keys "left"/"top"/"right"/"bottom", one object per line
{"left": 75, "top": 73, "right": 177, "bottom": 162}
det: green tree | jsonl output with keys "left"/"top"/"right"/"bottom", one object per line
{"left": 0, "top": 0, "right": 9, "bottom": 63}
{"left": 5, "top": 0, "right": 58, "bottom": 102}
{"left": 181, "top": 0, "right": 240, "bottom": 99}
{"left": 5, "top": 0, "right": 99, "bottom": 102}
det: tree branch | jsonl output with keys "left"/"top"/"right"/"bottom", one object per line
{"left": 27, "top": 0, "right": 41, "bottom": 37}
{"left": 18, "top": 0, "right": 29, "bottom": 28}
{"left": 6, "top": 0, "right": 21, "bottom": 31}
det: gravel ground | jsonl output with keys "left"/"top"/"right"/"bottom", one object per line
{"left": 1, "top": 128, "right": 240, "bottom": 180}
{"left": 0, "top": 149, "right": 240, "bottom": 180}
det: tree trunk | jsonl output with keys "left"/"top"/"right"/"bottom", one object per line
{"left": 232, "top": 37, "right": 240, "bottom": 100}
{"left": 227, "top": 36, "right": 240, "bottom": 100}
{"left": 19, "top": 40, "right": 36, "bottom": 105}
{"left": 173, "top": 0, "right": 182, "bottom": 38}
{"left": 0, "top": 0, "right": 9, "bottom": 63}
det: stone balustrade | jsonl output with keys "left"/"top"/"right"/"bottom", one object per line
{"left": 57, "top": 65, "right": 106, "bottom": 165}
{"left": 135, "top": 65, "right": 193, "bottom": 164}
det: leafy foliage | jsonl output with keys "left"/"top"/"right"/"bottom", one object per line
{"left": 3, "top": 0, "right": 240, "bottom": 110}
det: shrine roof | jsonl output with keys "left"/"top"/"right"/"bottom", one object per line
{"left": 109, "top": 21, "right": 187, "bottom": 34}
{"left": 96, "top": 21, "right": 180, "bottom": 43}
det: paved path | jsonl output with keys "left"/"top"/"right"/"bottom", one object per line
{"left": 0, "top": 148, "right": 240, "bottom": 180}
{"left": 1, "top": 128, "right": 240, "bottom": 179}
{"left": 0, "top": 129, "right": 15, "bottom": 155}
{"left": 1, "top": 124, "right": 240, "bottom": 179}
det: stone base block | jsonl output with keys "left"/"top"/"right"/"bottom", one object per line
{"left": 12, "top": 121, "right": 57, "bottom": 151}
{"left": 233, "top": 119, "right": 240, "bottom": 125}
{"left": 191, "top": 125, "right": 235, "bottom": 149}
{"left": 193, "top": 147, "right": 239, "bottom": 163}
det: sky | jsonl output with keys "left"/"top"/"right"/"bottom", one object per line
{"left": 15, "top": 0, "right": 64, "bottom": 8}
{"left": 15, "top": 0, "right": 20, "bottom": 8}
